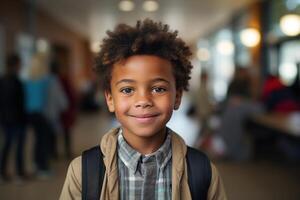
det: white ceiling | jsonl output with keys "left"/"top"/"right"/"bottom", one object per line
{"left": 35, "top": 0, "right": 258, "bottom": 47}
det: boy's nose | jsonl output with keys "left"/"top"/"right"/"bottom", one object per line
{"left": 134, "top": 93, "right": 153, "bottom": 108}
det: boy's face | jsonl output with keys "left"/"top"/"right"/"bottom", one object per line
{"left": 105, "top": 55, "right": 182, "bottom": 139}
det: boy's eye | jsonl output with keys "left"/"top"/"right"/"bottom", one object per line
{"left": 152, "top": 87, "right": 167, "bottom": 93}
{"left": 120, "top": 87, "right": 134, "bottom": 94}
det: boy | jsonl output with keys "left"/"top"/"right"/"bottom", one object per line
{"left": 60, "top": 19, "right": 226, "bottom": 200}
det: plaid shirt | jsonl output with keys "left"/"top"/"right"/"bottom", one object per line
{"left": 117, "top": 128, "right": 172, "bottom": 200}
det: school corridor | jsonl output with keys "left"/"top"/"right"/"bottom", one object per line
{"left": 1, "top": 1, "right": 300, "bottom": 199}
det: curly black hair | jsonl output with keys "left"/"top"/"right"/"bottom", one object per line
{"left": 94, "top": 19, "right": 193, "bottom": 91}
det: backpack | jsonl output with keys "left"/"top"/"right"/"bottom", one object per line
{"left": 82, "top": 146, "right": 211, "bottom": 200}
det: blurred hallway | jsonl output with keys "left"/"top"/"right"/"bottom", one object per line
{"left": 0, "top": 1, "right": 299, "bottom": 199}
{"left": 0, "top": 109, "right": 299, "bottom": 200}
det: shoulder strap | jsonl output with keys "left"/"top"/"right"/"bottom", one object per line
{"left": 186, "top": 146, "right": 212, "bottom": 200}
{"left": 82, "top": 145, "right": 105, "bottom": 200}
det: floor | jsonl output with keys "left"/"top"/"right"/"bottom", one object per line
{"left": 0, "top": 110, "right": 299, "bottom": 200}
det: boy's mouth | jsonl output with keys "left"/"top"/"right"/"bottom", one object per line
{"left": 128, "top": 113, "right": 160, "bottom": 123}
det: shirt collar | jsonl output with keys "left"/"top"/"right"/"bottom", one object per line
{"left": 117, "top": 128, "right": 172, "bottom": 173}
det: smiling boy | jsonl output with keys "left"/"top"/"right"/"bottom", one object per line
{"left": 60, "top": 19, "right": 226, "bottom": 200}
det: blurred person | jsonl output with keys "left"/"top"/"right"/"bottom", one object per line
{"left": 205, "top": 67, "right": 263, "bottom": 161}
{"left": 261, "top": 75, "right": 300, "bottom": 113}
{"left": 219, "top": 67, "right": 262, "bottom": 160}
{"left": 261, "top": 74, "right": 300, "bottom": 161}
{"left": 43, "top": 60, "right": 69, "bottom": 159}
{"left": 226, "top": 67, "right": 251, "bottom": 99}
{"left": 23, "top": 53, "right": 53, "bottom": 177}
{"left": 0, "top": 54, "right": 27, "bottom": 182}
{"left": 57, "top": 60, "right": 77, "bottom": 159}
{"left": 195, "top": 71, "right": 214, "bottom": 136}
{"left": 60, "top": 19, "right": 226, "bottom": 200}
{"left": 218, "top": 96, "right": 262, "bottom": 161}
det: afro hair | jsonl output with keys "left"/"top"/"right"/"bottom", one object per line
{"left": 94, "top": 19, "right": 193, "bottom": 91}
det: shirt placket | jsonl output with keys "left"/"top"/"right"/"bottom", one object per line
{"left": 141, "top": 156, "right": 157, "bottom": 200}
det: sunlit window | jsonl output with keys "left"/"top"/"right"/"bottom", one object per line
{"left": 212, "top": 29, "right": 235, "bottom": 101}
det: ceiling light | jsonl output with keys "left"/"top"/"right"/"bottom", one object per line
{"left": 240, "top": 28, "right": 261, "bottom": 47}
{"left": 143, "top": 0, "right": 159, "bottom": 12}
{"left": 216, "top": 40, "right": 234, "bottom": 55}
{"left": 119, "top": 0, "right": 135, "bottom": 12}
{"left": 280, "top": 14, "right": 300, "bottom": 36}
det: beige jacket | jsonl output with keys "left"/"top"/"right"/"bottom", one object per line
{"left": 60, "top": 128, "right": 227, "bottom": 200}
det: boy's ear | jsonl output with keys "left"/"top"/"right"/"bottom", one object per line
{"left": 104, "top": 90, "right": 115, "bottom": 112}
{"left": 174, "top": 89, "right": 183, "bottom": 110}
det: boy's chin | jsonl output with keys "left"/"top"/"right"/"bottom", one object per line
{"left": 123, "top": 125, "right": 166, "bottom": 139}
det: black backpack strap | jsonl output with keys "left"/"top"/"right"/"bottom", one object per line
{"left": 82, "top": 145, "right": 105, "bottom": 200}
{"left": 186, "top": 146, "right": 212, "bottom": 200}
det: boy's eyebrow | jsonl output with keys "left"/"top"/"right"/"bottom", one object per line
{"left": 115, "top": 78, "right": 170, "bottom": 86}
{"left": 151, "top": 78, "right": 170, "bottom": 84}
{"left": 115, "top": 79, "right": 136, "bottom": 86}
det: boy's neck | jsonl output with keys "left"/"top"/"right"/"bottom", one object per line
{"left": 121, "top": 127, "right": 167, "bottom": 155}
